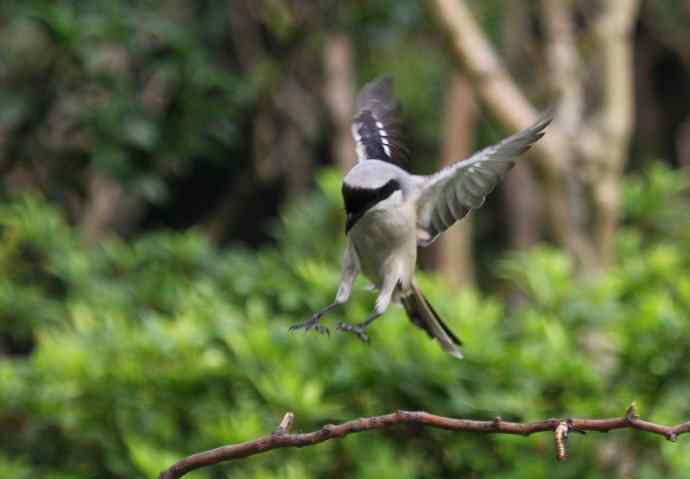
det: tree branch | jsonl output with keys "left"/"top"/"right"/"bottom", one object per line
{"left": 158, "top": 405, "right": 690, "bottom": 479}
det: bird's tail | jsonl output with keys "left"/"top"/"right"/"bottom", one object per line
{"left": 401, "top": 283, "right": 463, "bottom": 359}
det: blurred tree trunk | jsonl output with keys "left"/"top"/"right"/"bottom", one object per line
{"left": 206, "top": 0, "right": 321, "bottom": 242}
{"left": 429, "top": 0, "right": 640, "bottom": 274}
{"left": 80, "top": 171, "right": 144, "bottom": 239}
{"left": 323, "top": 32, "right": 356, "bottom": 172}
{"left": 501, "top": 1, "right": 544, "bottom": 250}
{"left": 578, "top": 0, "right": 639, "bottom": 269}
{"left": 502, "top": 163, "right": 542, "bottom": 249}
{"left": 676, "top": 119, "right": 690, "bottom": 168}
{"left": 426, "top": 73, "right": 476, "bottom": 288}
{"left": 203, "top": 0, "right": 265, "bottom": 243}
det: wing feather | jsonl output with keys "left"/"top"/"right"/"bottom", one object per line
{"left": 351, "top": 75, "right": 409, "bottom": 164}
{"left": 415, "top": 111, "right": 553, "bottom": 247}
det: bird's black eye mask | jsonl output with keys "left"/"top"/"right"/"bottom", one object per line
{"left": 342, "top": 179, "right": 401, "bottom": 232}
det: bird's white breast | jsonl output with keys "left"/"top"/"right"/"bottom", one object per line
{"left": 348, "top": 194, "right": 417, "bottom": 289}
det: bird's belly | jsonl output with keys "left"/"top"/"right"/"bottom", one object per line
{"left": 349, "top": 207, "right": 416, "bottom": 288}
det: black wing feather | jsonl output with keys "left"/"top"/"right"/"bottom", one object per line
{"left": 352, "top": 75, "right": 409, "bottom": 164}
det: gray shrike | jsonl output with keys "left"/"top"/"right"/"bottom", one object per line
{"left": 290, "top": 75, "right": 552, "bottom": 358}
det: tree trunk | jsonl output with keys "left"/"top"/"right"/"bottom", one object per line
{"left": 426, "top": 73, "right": 477, "bottom": 288}
{"left": 323, "top": 32, "right": 356, "bottom": 172}
{"left": 428, "top": 0, "right": 640, "bottom": 274}
{"left": 501, "top": 1, "right": 544, "bottom": 251}
{"left": 80, "top": 171, "right": 145, "bottom": 239}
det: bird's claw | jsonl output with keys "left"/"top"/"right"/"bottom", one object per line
{"left": 336, "top": 322, "right": 369, "bottom": 343}
{"left": 288, "top": 316, "right": 329, "bottom": 335}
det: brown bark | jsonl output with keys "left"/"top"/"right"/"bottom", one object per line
{"left": 427, "top": 0, "right": 589, "bottom": 267}
{"left": 428, "top": 0, "right": 640, "bottom": 274}
{"left": 323, "top": 32, "right": 356, "bottom": 172}
{"left": 676, "top": 118, "right": 690, "bottom": 168}
{"left": 578, "top": 0, "right": 639, "bottom": 271}
{"left": 228, "top": 0, "right": 264, "bottom": 72}
{"left": 541, "top": 0, "right": 583, "bottom": 136}
{"left": 80, "top": 171, "right": 145, "bottom": 239}
{"left": 502, "top": 162, "right": 542, "bottom": 249}
{"left": 539, "top": 0, "right": 597, "bottom": 273}
{"left": 501, "top": 3, "right": 544, "bottom": 251}
{"left": 427, "top": 73, "right": 476, "bottom": 287}
{"left": 273, "top": 78, "right": 320, "bottom": 196}
{"left": 427, "top": 0, "right": 568, "bottom": 174}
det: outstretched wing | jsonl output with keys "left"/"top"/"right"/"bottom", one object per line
{"left": 351, "top": 75, "right": 409, "bottom": 164}
{"left": 415, "top": 111, "right": 553, "bottom": 247}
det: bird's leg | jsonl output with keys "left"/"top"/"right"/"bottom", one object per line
{"left": 337, "top": 277, "right": 394, "bottom": 343}
{"left": 288, "top": 302, "right": 339, "bottom": 335}
{"left": 289, "top": 243, "right": 359, "bottom": 336}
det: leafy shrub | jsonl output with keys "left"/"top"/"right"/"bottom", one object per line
{"left": 2, "top": 165, "right": 690, "bottom": 478}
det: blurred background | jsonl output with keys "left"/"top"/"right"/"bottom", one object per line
{"left": 2, "top": 0, "right": 690, "bottom": 477}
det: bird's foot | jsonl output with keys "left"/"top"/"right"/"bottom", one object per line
{"left": 336, "top": 322, "right": 369, "bottom": 343}
{"left": 288, "top": 315, "right": 329, "bottom": 335}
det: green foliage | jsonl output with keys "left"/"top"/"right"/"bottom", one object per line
{"left": 0, "top": 0, "right": 245, "bottom": 204}
{"left": 1, "top": 165, "right": 690, "bottom": 478}
{"left": 622, "top": 162, "right": 690, "bottom": 239}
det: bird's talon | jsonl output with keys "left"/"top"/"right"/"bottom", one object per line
{"left": 288, "top": 316, "right": 324, "bottom": 334}
{"left": 337, "top": 322, "right": 369, "bottom": 343}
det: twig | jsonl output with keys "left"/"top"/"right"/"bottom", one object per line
{"left": 554, "top": 420, "right": 570, "bottom": 461}
{"left": 158, "top": 404, "right": 690, "bottom": 479}
{"left": 273, "top": 412, "right": 295, "bottom": 435}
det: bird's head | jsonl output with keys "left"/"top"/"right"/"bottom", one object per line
{"left": 342, "top": 161, "right": 404, "bottom": 232}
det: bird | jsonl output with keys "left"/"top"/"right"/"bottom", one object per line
{"left": 289, "top": 74, "right": 552, "bottom": 358}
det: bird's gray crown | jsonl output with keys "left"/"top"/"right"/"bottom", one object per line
{"left": 343, "top": 160, "right": 406, "bottom": 190}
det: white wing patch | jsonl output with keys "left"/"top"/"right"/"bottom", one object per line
{"left": 375, "top": 120, "right": 391, "bottom": 157}
{"left": 352, "top": 123, "right": 368, "bottom": 163}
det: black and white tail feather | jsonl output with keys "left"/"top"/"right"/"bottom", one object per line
{"left": 401, "top": 283, "right": 463, "bottom": 359}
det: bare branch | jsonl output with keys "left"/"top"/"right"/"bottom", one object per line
{"left": 158, "top": 405, "right": 690, "bottom": 479}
